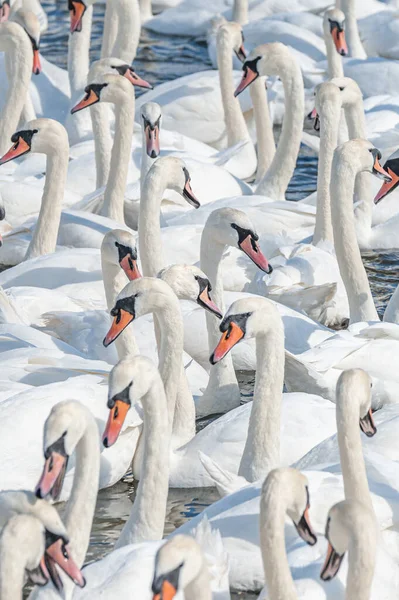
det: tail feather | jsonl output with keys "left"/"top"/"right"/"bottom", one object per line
{"left": 198, "top": 451, "right": 248, "bottom": 497}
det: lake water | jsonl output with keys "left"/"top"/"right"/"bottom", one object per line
{"left": 29, "top": 1, "right": 399, "bottom": 597}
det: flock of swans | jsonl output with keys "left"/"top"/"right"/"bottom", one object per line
{"left": 1, "top": 0, "right": 399, "bottom": 597}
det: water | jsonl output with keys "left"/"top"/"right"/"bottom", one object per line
{"left": 28, "top": 2, "right": 399, "bottom": 598}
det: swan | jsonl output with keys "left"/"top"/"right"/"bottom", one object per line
{"left": 174, "top": 367, "right": 399, "bottom": 592}
{"left": 0, "top": 513, "right": 85, "bottom": 599}
{"left": 151, "top": 534, "right": 230, "bottom": 600}
{"left": 103, "top": 281, "right": 336, "bottom": 487}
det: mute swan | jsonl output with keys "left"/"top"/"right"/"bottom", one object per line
{"left": 174, "top": 368, "right": 398, "bottom": 592}
{"left": 0, "top": 514, "right": 85, "bottom": 599}
{"left": 1, "top": 0, "right": 47, "bottom": 32}
{"left": 151, "top": 534, "right": 230, "bottom": 600}
{"left": 103, "top": 281, "right": 336, "bottom": 487}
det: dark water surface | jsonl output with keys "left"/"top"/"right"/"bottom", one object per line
{"left": 28, "top": 3, "right": 399, "bottom": 599}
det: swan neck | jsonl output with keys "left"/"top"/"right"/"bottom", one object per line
{"left": 0, "top": 544, "right": 27, "bottom": 600}
{"left": 313, "top": 95, "right": 341, "bottom": 245}
{"left": 251, "top": 76, "right": 275, "bottom": 183}
{"left": 138, "top": 169, "right": 167, "bottom": 277}
{"left": 139, "top": 0, "right": 153, "bottom": 21}
{"left": 91, "top": 103, "right": 113, "bottom": 189}
{"left": 233, "top": 0, "right": 248, "bottom": 25}
{"left": 186, "top": 562, "right": 213, "bottom": 600}
{"left": 115, "top": 377, "right": 169, "bottom": 547}
{"left": 140, "top": 128, "right": 156, "bottom": 196}
{"left": 25, "top": 142, "right": 69, "bottom": 260}
{"left": 101, "top": 95, "right": 135, "bottom": 223}
{"left": 341, "top": 0, "right": 367, "bottom": 59}
{"left": 67, "top": 6, "right": 93, "bottom": 96}
{"left": 255, "top": 58, "right": 304, "bottom": 200}
{"left": 102, "top": 0, "right": 140, "bottom": 62}
{"left": 238, "top": 319, "right": 283, "bottom": 481}
{"left": 260, "top": 483, "right": 298, "bottom": 600}
{"left": 326, "top": 33, "right": 344, "bottom": 79}
{"left": 217, "top": 32, "right": 251, "bottom": 147}
{"left": 346, "top": 520, "right": 376, "bottom": 600}
{"left": 330, "top": 155, "right": 378, "bottom": 322}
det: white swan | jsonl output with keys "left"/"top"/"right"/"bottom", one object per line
{"left": 103, "top": 281, "right": 336, "bottom": 487}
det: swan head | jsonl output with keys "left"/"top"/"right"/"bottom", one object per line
{"left": 323, "top": 8, "right": 348, "bottom": 56}
{"left": 0, "top": 0, "right": 10, "bottom": 22}
{"left": 141, "top": 102, "right": 162, "bottom": 159}
{"left": 321, "top": 499, "right": 377, "bottom": 581}
{"left": 35, "top": 400, "right": 91, "bottom": 502}
{"left": 217, "top": 21, "right": 246, "bottom": 63}
{"left": 334, "top": 140, "right": 391, "bottom": 187}
{"left": 0, "top": 118, "right": 68, "bottom": 165}
{"left": 262, "top": 468, "right": 317, "bottom": 546}
{"left": 311, "top": 78, "right": 361, "bottom": 131}
{"left": 101, "top": 229, "right": 141, "bottom": 281}
{"left": 89, "top": 57, "right": 153, "bottom": 90}
{"left": 103, "top": 356, "right": 161, "bottom": 447}
{"left": 11, "top": 9, "right": 41, "bottom": 74}
{"left": 103, "top": 277, "right": 178, "bottom": 347}
{"left": 234, "top": 42, "right": 291, "bottom": 96}
{"left": 158, "top": 264, "right": 222, "bottom": 318}
{"left": 204, "top": 208, "right": 272, "bottom": 273}
{"left": 374, "top": 147, "right": 399, "bottom": 204}
{"left": 152, "top": 535, "right": 206, "bottom": 600}
{"left": 1, "top": 514, "right": 84, "bottom": 591}
{"left": 210, "top": 296, "right": 280, "bottom": 364}
{"left": 336, "top": 369, "right": 376, "bottom": 437}
{"left": 70, "top": 73, "right": 135, "bottom": 114}
{"left": 145, "top": 157, "right": 201, "bottom": 209}
{"left": 69, "top": 0, "right": 87, "bottom": 33}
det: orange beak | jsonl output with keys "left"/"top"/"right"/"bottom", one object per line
{"left": 210, "top": 322, "right": 244, "bottom": 364}
{"left": 103, "top": 309, "right": 134, "bottom": 347}
{"left": 0, "top": 137, "right": 31, "bottom": 165}
{"left": 46, "top": 539, "right": 86, "bottom": 588}
{"left": 239, "top": 234, "right": 272, "bottom": 273}
{"left": 71, "top": 89, "right": 99, "bottom": 114}
{"left": 359, "top": 407, "right": 377, "bottom": 437}
{"left": 124, "top": 69, "right": 153, "bottom": 89}
{"left": 119, "top": 254, "right": 141, "bottom": 281}
{"left": 372, "top": 155, "right": 392, "bottom": 183}
{"left": 374, "top": 166, "right": 399, "bottom": 204}
{"left": 145, "top": 125, "right": 160, "bottom": 159}
{"left": 198, "top": 287, "right": 223, "bottom": 318}
{"left": 332, "top": 28, "right": 348, "bottom": 56}
{"left": 32, "top": 49, "right": 41, "bottom": 75}
{"left": 153, "top": 580, "right": 178, "bottom": 600}
{"left": 35, "top": 452, "right": 68, "bottom": 501}
{"left": 70, "top": 0, "right": 86, "bottom": 33}
{"left": 320, "top": 542, "right": 344, "bottom": 581}
{"left": 309, "top": 107, "right": 318, "bottom": 119}
{"left": 234, "top": 65, "right": 258, "bottom": 97}
{"left": 0, "top": 1, "right": 10, "bottom": 22}
{"left": 102, "top": 400, "right": 130, "bottom": 447}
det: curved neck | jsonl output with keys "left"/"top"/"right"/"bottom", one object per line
{"left": 217, "top": 31, "right": 252, "bottom": 148}
{"left": 101, "top": 0, "right": 140, "bottom": 63}
{"left": 101, "top": 258, "right": 139, "bottom": 358}
{"left": 326, "top": 33, "right": 344, "bottom": 79}
{"left": 138, "top": 168, "right": 167, "bottom": 277}
{"left": 251, "top": 76, "right": 275, "bottom": 184}
{"left": 313, "top": 94, "right": 341, "bottom": 245}
{"left": 0, "top": 27, "right": 32, "bottom": 156}
{"left": 330, "top": 154, "right": 378, "bottom": 322}
{"left": 67, "top": 6, "right": 93, "bottom": 96}
{"left": 336, "top": 390, "right": 372, "bottom": 510}
{"left": 346, "top": 517, "right": 376, "bottom": 599}
{"left": 260, "top": 482, "right": 298, "bottom": 600}
{"left": 5, "top": 50, "right": 36, "bottom": 127}
{"left": 200, "top": 227, "right": 240, "bottom": 407}
{"left": 341, "top": 0, "right": 367, "bottom": 59}
{"left": 233, "top": 0, "right": 248, "bottom": 25}
{"left": 100, "top": 95, "right": 135, "bottom": 223}
{"left": 91, "top": 103, "right": 113, "bottom": 189}
{"left": 25, "top": 140, "right": 69, "bottom": 260}
{"left": 238, "top": 315, "right": 284, "bottom": 482}
{"left": 185, "top": 564, "right": 212, "bottom": 600}
{"left": 255, "top": 58, "right": 304, "bottom": 200}
{"left": 115, "top": 376, "right": 169, "bottom": 548}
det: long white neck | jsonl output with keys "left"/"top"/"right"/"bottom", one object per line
{"left": 0, "top": 541, "right": 32, "bottom": 600}
{"left": 336, "top": 384, "right": 372, "bottom": 510}
{"left": 238, "top": 313, "right": 284, "bottom": 482}
{"left": 330, "top": 151, "right": 378, "bottom": 322}
{"left": 4, "top": 50, "right": 36, "bottom": 127}
{"left": 345, "top": 513, "right": 376, "bottom": 600}
{"left": 91, "top": 103, "right": 113, "bottom": 189}
{"left": 139, "top": 0, "right": 153, "bottom": 22}
{"left": 251, "top": 76, "right": 275, "bottom": 184}
{"left": 199, "top": 228, "right": 241, "bottom": 415}
{"left": 101, "top": 258, "right": 139, "bottom": 358}
{"left": 255, "top": 54, "right": 304, "bottom": 200}
{"left": 260, "top": 479, "right": 298, "bottom": 600}
{"left": 140, "top": 128, "right": 156, "bottom": 197}
{"left": 233, "top": 0, "right": 248, "bottom": 25}
{"left": 341, "top": 0, "right": 367, "bottom": 59}
{"left": 217, "top": 28, "right": 253, "bottom": 149}
{"left": 0, "top": 23, "right": 32, "bottom": 155}
{"left": 68, "top": 6, "right": 93, "bottom": 96}
{"left": 101, "top": 0, "right": 140, "bottom": 62}
{"left": 100, "top": 94, "right": 135, "bottom": 223}
{"left": 185, "top": 563, "right": 212, "bottom": 600}
{"left": 326, "top": 31, "right": 344, "bottom": 79}
{"left": 115, "top": 376, "right": 169, "bottom": 548}
{"left": 25, "top": 136, "right": 69, "bottom": 260}
{"left": 313, "top": 92, "right": 341, "bottom": 245}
